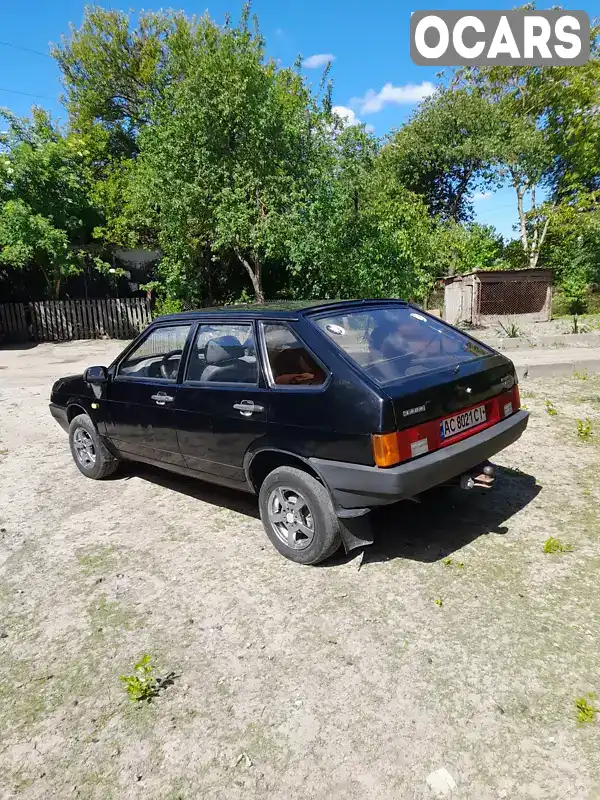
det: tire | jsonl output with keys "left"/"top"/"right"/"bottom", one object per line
{"left": 69, "top": 413, "right": 119, "bottom": 480}
{"left": 258, "top": 466, "right": 341, "bottom": 565}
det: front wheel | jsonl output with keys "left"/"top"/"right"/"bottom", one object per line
{"left": 258, "top": 466, "right": 341, "bottom": 565}
{"left": 69, "top": 414, "right": 119, "bottom": 480}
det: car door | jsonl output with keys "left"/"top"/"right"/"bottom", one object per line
{"left": 176, "top": 320, "right": 268, "bottom": 484}
{"left": 258, "top": 320, "right": 332, "bottom": 457}
{"left": 105, "top": 322, "right": 193, "bottom": 465}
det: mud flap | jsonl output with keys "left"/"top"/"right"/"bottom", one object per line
{"left": 336, "top": 507, "right": 374, "bottom": 553}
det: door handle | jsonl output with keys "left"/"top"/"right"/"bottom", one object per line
{"left": 233, "top": 400, "right": 265, "bottom": 416}
{"left": 151, "top": 392, "right": 174, "bottom": 405}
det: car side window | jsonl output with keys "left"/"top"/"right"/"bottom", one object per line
{"left": 185, "top": 323, "right": 257, "bottom": 384}
{"left": 261, "top": 323, "right": 327, "bottom": 388}
{"left": 118, "top": 324, "right": 192, "bottom": 381}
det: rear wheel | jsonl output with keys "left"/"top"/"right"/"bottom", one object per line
{"left": 69, "top": 414, "right": 119, "bottom": 480}
{"left": 258, "top": 466, "right": 341, "bottom": 565}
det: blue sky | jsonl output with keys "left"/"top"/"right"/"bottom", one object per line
{"left": 0, "top": 0, "right": 597, "bottom": 240}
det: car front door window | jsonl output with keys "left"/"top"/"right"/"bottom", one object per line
{"left": 118, "top": 325, "right": 192, "bottom": 381}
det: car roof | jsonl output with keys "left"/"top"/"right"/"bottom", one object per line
{"left": 154, "top": 298, "right": 409, "bottom": 323}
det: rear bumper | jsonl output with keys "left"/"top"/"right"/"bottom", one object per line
{"left": 310, "top": 410, "right": 529, "bottom": 509}
{"left": 49, "top": 402, "right": 69, "bottom": 433}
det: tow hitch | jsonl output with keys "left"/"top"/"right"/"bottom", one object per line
{"left": 459, "top": 462, "right": 495, "bottom": 490}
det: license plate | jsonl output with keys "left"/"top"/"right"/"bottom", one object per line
{"left": 440, "top": 405, "right": 487, "bottom": 440}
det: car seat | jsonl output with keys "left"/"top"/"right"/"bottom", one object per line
{"left": 197, "top": 336, "right": 255, "bottom": 383}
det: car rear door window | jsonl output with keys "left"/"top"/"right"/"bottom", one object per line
{"left": 261, "top": 323, "right": 327, "bottom": 388}
{"left": 185, "top": 323, "right": 257, "bottom": 384}
{"left": 118, "top": 324, "right": 192, "bottom": 381}
{"left": 313, "top": 306, "right": 491, "bottom": 384}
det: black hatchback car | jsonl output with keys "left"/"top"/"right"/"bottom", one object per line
{"left": 50, "top": 299, "right": 529, "bottom": 564}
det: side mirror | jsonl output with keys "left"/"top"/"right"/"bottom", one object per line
{"left": 84, "top": 365, "right": 108, "bottom": 385}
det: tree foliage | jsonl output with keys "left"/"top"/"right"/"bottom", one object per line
{"left": 0, "top": 108, "right": 106, "bottom": 297}
{"left": 52, "top": 6, "right": 182, "bottom": 157}
{"left": 1, "top": 4, "right": 599, "bottom": 307}
{"left": 380, "top": 89, "right": 498, "bottom": 223}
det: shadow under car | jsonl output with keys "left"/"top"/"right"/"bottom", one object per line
{"left": 111, "top": 463, "right": 540, "bottom": 566}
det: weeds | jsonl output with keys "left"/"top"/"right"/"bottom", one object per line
{"left": 571, "top": 315, "right": 591, "bottom": 335}
{"left": 497, "top": 319, "right": 523, "bottom": 338}
{"left": 442, "top": 557, "right": 464, "bottom": 569}
{"left": 120, "top": 655, "right": 158, "bottom": 702}
{"left": 577, "top": 419, "right": 593, "bottom": 441}
{"left": 543, "top": 537, "right": 572, "bottom": 554}
{"left": 434, "top": 598, "right": 443, "bottom": 608}
{"left": 573, "top": 369, "right": 589, "bottom": 381}
{"left": 575, "top": 694, "right": 598, "bottom": 724}
{"left": 545, "top": 400, "right": 558, "bottom": 416}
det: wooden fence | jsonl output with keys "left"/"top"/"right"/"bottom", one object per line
{"left": 0, "top": 298, "right": 152, "bottom": 343}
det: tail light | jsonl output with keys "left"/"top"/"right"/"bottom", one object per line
{"left": 372, "top": 385, "right": 521, "bottom": 469}
{"left": 372, "top": 433, "right": 401, "bottom": 468}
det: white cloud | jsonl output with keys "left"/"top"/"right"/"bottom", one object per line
{"left": 332, "top": 105, "right": 375, "bottom": 134}
{"left": 353, "top": 81, "right": 436, "bottom": 114}
{"left": 302, "top": 53, "right": 335, "bottom": 69}
{"left": 332, "top": 105, "right": 358, "bottom": 125}
{"left": 474, "top": 191, "right": 492, "bottom": 201}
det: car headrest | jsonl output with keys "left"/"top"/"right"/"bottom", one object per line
{"left": 205, "top": 336, "right": 244, "bottom": 365}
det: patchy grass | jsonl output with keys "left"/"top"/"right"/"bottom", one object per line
{"left": 76, "top": 544, "right": 123, "bottom": 574}
{"left": 442, "top": 557, "right": 464, "bottom": 569}
{"left": 543, "top": 537, "right": 572, "bottom": 554}
{"left": 576, "top": 419, "right": 593, "bottom": 441}
{"left": 575, "top": 695, "right": 598, "bottom": 724}
{"left": 545, "top": 400, "right": 558, "bottom": 416}
{"left": 87, "top": 593, "right": 136, "bottom": 632}
{"left": 573, "top": 369, "right": 590, "bottom": 381}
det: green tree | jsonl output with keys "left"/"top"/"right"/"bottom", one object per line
{"left": 542, "top": 23, "right": 600, "bottom": 199}
{"left": 286, "top": 125, "right": 435, "bottom": 300}
{"left": 52, "top": 6, "right": 183, "bottom": 158}
{"left": 450, "top": 14, "right": 599, "bottom": 270}
{"left": 379, "top": 89, "right": 498, "bottom": 223}
{"left": 429, "top": 222, "right": 504, "bottom": 277}
{"left": 0, "top": 108, "right": 106, "bottom": 297}
{"left": 127, "top": 7, "right": 331, "bottom": 303}
{"left": 450, "top": 65, "right": 556, "bottom": 269}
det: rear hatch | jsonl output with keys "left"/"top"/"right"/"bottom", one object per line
{"left": 312, "top": 303, "right": 519, "bottom": 459}
{"left": 382, "top": 353, "right": 518, "bottom": 457}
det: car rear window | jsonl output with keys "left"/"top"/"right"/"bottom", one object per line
{"left": 313, "top": 306, "right": 491, "bottom": 385}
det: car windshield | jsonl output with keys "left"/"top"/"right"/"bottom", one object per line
{"left": 313, "top": 305, "right": 491, "bottom": 385}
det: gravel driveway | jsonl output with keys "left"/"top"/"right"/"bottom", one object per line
{"left": 1, "top": 341, "right": 599, "bottom": 799}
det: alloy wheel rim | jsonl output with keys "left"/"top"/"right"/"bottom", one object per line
{"left": 267, "top": 486, "right": 315, "bottom": 550}
{"left": 73, "top": 427, "right": 96, "bottom": 469}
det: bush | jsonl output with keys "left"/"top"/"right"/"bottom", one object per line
{"left": 552, "top": 288, "right": 600, "bottom": 318}
{"left": 153, "top": 296, "right": 184, "bottom": 318}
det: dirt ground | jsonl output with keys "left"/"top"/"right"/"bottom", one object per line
{"left": 1, "top": 340, "right": 599, "bottom": 800}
